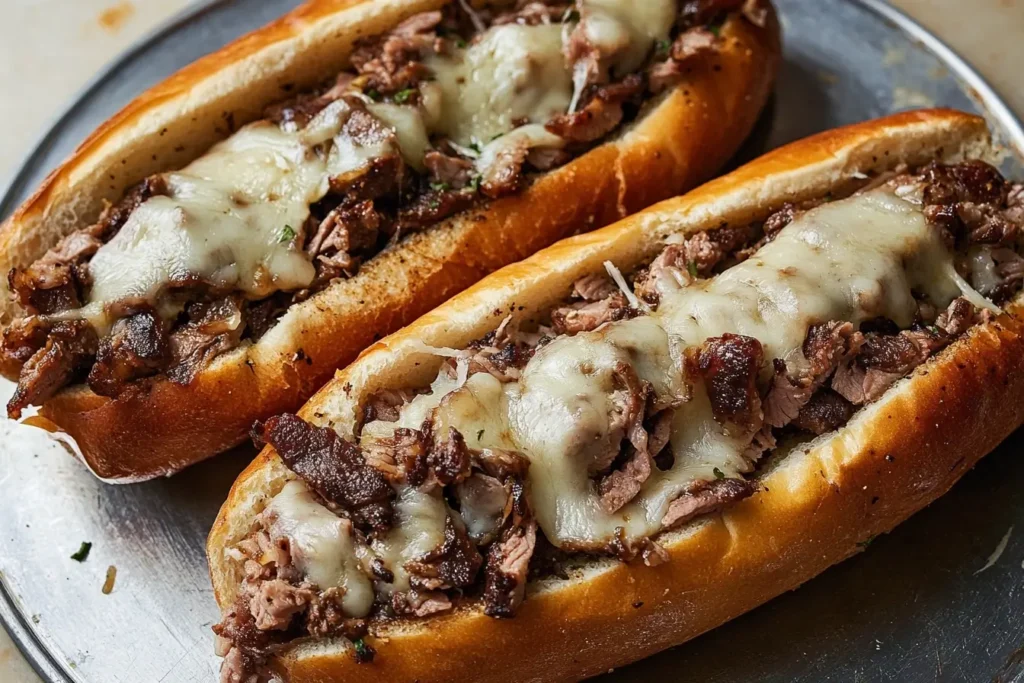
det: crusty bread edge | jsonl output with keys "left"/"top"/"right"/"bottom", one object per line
{"left": 206, "top": 109, "right": 1024, "bottom": 682}
{"left": 4, "top": 4, "right": 781, "bottom": 481}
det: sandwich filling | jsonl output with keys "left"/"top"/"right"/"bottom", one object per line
{"left": 214, "top": 159, "right": 1024, "bottom": 679}
{"left": 2, "top": 0, "right": 767, "bottom": 417}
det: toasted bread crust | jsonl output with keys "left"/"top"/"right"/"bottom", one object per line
{"left": 207, "top": 109, "right": 1023, "bottom": 682}
{"left": 0, "top": 1, "right": 780, "bottom": 481}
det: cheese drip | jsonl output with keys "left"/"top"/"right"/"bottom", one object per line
{"left": 366, "top": 186, "right": 993, "bottom": 550}
{"left": 265, "top": 480, "right": 376, "bottom": 617}
{"left": 75, "top": 100, "right": 399, "bottom": 331}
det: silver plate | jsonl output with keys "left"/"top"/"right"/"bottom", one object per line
{"left": 2, "top": 1, "right": 1024, "bottom": 682}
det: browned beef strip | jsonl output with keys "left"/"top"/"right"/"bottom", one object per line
{"left": 254, "top": 413, "right": 395, "bottom": 534}
{"left": 0, "top": 315, "right": 49, "bottom": 370}
{"left": 550, "top": 292, "right": 629, "bottom": 334}
{"left": 791, "top": 389, "right": 855, "bottom": 435}
{"left": 571, "top": 273, "right": 619, "bottom": 301}
{"left": 305, "top": 589, "right": 368, "bottom": 639}
{"left": 920, "top": 160, "right": 1014, "bottom": 247}
{"left": 661, "top": 477, "right": 754, "bottom": 528}
{"left": 545, "top": 75, "right": 644, "bottom": 144}
{"left": 307, "top": 200, "right": 383, "bottom": 286}
{"left": 424, "top": 150, "right": 476, "bottom": 190}
{"left": 404, "top": 514, "right": 482, "bottom": 591}
{"left": 648, "top": 27, "right": 719, "bottom": 92}
{"left": 391, "top": 590, "right": 453, "bottom": 617}
{"left": 166, "top": 295, "right": 247, "bottom": 386}
{"left": 212, "top": 599, "right": 280, "bottom": 683}
{"left": 690, "top": 333, "right": 764, "bottom": 432}
{"left": 7, "top": 321, "right": 98, "bottom": 419}
{"left": 87, "top": 309, "right": 171, "bottom": 397}
{"left": 857, "top": 330, "right": 935, "bottom": 375}
{"left": 803, "top": 320, "right": 860, "bottom": 378}
{"left": 245, "top": 293, "right": 292, "bottom": 341}
{"left": 425, "top": 427, "right": 473, "bottom": 487}
{"left": 935, "top": 297, "right": 982, "bottom": 336}
{"left": 482, "top": 517, "right": 537, "bottom": 618}
{"left": 362, "top": 389, "right": 414, "bottom": 424}
{"left": 350, "top": 11, "right": 442, "bottom": 95}
{"left": 95, "top": 175, "right": 169, "bottom": 239}
{"left": 398, "top": 187, "right": 477, "bottom": 231}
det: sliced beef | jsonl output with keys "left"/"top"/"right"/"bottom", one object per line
{"left": 424, "top": 150, "right": 476, "bottom": 190}
{"left": 404, "top": 514, "right": 482, "bottom": 591}
{"left": 648, "top": 28, "right": 717, "bottom": 92}
{"left": 550, "top": 292, "right": 629, "bottom": 334}
{"left": 391, "top": 590, "right": 453, "bottom": 617}
{"left": 919, "top": 160, "right": 1017, "bottom": 247}
{"left": 633, "top": 244, "right": 694, "bottom": 304}
{"left": 362, "top": 388, "right": 414, "bottom": 424}
{"left": 95, "top": 174, "right": 169, "bottom": 239}
{"left": 660, "top": 477, "right": 754, "bottom": 529}
{"left": 166, "top": 296, "right": 246, "bottom": 386}
{"left": 307, "top": 200, "right": 383, "bottom": 285}
{"left": 425, "top": 427, "right": 473, "bottom": 487}
{"left": 7, "top": 321, "right": 98, "bottom": 419}
{"left": 545, "top": 75, "right": 644, "bottom": 144}
{"left": 350, "top": 11, "right": 442, "bottom": 95}
{"left": 398, "top": 187, "right": 477, "bottom": 231}
{"left": 690, "top": 333, "right": 764, "bottom": 433}
{"left": 250, "top": 580, "right": 313, "bottom": 631}
{"left": 790, "top": 389, "right": 855, "bottom": 435}
{"left": 0, "top": 316, "right": 49, "bottom": 370}
{"left": 598, "top": 362, "right": 655, "bottom": 512}
{"left": 482, "top": 518, "right": 537, "bottom": 618}
{"left": 87, "top": 309, "right": 170, "bottom": 397}
{"left": 935, "top": 297, "right": 982, "bottom": 337}
{"left": 492, "top": 2, "right": 568, "bottom": 26}
{"left": 254, "top": 413, "right": 395, "bottom": 533}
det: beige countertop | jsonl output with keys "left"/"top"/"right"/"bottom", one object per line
{"left": 0, "top": 0, "right": 1022, "bottom": 681}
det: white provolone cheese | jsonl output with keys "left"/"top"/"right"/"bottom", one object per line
{"left": 371, "top": 486, "right": 449, "bottom": 595}
{"left": 425, "top": 23, "right": 573, "bottom": 148}
{"left": 266, "top": 480, "right": 375, "bottom": 618}
{"left": 368, "top": 186, "right": 996, "bottom": 550}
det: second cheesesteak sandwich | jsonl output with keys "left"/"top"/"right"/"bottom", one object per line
{"left": 207, "top": 109, "right": 1024, "bottom": 681}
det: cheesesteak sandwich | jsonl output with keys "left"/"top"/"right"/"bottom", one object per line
{"left": 207, "top": 109, "right": 1024, "bottom": 682}
{"left": 0, "top": 0, "right": 779, "bottom": 481}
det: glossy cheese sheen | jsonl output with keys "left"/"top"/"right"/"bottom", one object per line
{"left": 266, "top": 481, "right": 375, "bottom": 617}
{"left": 367, "top": 187, "right": 993, "bottom": 550}
{"left": 76, "top": 104, "right": 393, "bottom": 330}
{"left": 580, "top": 0, "right": 675, "bottom": 78}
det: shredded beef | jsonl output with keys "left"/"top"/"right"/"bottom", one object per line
{"left": 250, "top": 580, "right": 313, "bottom": 631}
{"left": 791, "top": 389, "right": 854, "bottom": 435}
{"left": 660, "top": 477, "right": 754, "bottom": 529}
{"left": 166, "top": 296, "right": 246, "bottom": 386}
{"left": 350, "top": 11, "right": 443, "bottom": 95}
{"left": 7, "top": 321, "right": 97, "bottom": 419}
{"left": 392, "top": 590, "right": 452, "bottom": 617}
{"left": 362, "top": 388, "right": 413, "bottom": 424}
{"left": 424, "top": 150, "right": 476, "bottom": 190}
{"left": 87, "top": 309, "right": 170, "bottom": 397}
{"left": 545, "top": 75, "right": 643, "bottom": 143}
{"left": 398, "top": 187, "right": 477, "bottom": 231}
{"left": 405, "top": 514, "right": 482, "bottom": 591}
{"left": 254, "top": 414, "right": 395, "bottom": 533}
{"left": 482, "top": 518, "right": 537, "bottom": 618}
{"left": 550, "top": 292, "right": 629, "bottom": 334}
{"left": 425, "top": 427, "right": 473, "bottom": 487}
{"left": 690, "top": 334, "right": 764, "bottom": 432}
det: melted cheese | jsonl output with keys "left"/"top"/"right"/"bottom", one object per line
{"left": 369, "top": 187, "right": 995, "bottom": 550}
{"left": 266, "top": 480, "right": 375, "bottom": 617}
{"left": 579, "top": 0, "right": 676, "bottom": 78}
{"left": 370, "top": 487, "right": 449, "bottom": 595}
{"left": 424, "top": 23, "right": 573, "bottom": 147}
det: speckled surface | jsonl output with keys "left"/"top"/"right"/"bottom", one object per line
{"left": 0, "top": 1, "right": 1022, "bottom": 681}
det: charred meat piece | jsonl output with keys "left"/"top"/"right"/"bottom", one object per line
{"left": 790, "top": 389, "right": 855, "bottom": 435}
{"left": 690, "top": 333, "right": 764, "bottom": 433}
{"left": 661, "top": 477, "right": 755, "bottom": 529}
{"left": 350, "top": 11, "right": 443, "bottom": 95}
{"left": 87, "top": 309, "right": 171, "bottom": 397}
{"left": 7, "top": 321, "right": 98, "bottom": 419}
{"left": 545, "top": 75, "right": 644, "bottom": 143}
{"left": 254, "top": 413, "right": 395, "bottom": 533}
{"left": 166, "top": 296, "right": 247, "bottom": 386}
{"left": 482, "top": 518, "right": 537, "bottom": 618}
{"left": 404, "top": 514, "right": 483, "bottom": 591}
